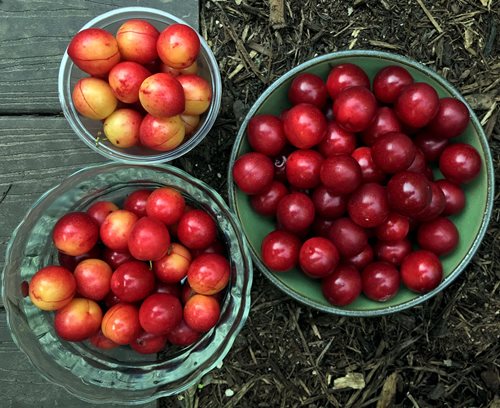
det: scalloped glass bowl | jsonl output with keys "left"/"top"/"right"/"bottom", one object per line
{"left": 2, "top": 163, "right": 252, "bottom": 405}
{"left": 58, "top": 7, "right": 222, "bottom": 164}
{"left": 228, "top": 50, "right": 494, "bottom": 316}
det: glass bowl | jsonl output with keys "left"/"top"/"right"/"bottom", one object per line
{"left": 58, "top": 7, "right": 222, "bottom": 164}
{"left": 2, "top": 163, "right": 252, "bottom": 405}
{"left": 227, "top": 50, "right": 494, "bottom": 316}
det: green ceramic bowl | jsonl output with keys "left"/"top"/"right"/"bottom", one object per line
{"left": 227, "top": 50, "right": 494, "bottom": 316}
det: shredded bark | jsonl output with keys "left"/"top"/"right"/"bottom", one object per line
{"left": 162, "top": 1, "right": 500, "bottom": 407}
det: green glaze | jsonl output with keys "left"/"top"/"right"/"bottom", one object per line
{"left": 228, "top": 50, "right": 494, "bottom": 316}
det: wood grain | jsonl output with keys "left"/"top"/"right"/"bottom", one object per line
{"left": 0, "top": 116, "right": 106, "bottom": 305}
{"left": 0, "top": 0, "right": 200, "bottom": 114}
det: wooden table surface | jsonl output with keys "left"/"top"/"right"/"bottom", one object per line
{"left": 0, "top": 1, "right": 198, "bottom": 406}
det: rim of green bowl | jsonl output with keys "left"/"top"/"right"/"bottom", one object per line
{"left": 227, "top": 49, "right": 495, "bottom": 317}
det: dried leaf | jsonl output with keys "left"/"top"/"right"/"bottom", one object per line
{"left": 333, "top": 372, "right": 365, "bottom": 390}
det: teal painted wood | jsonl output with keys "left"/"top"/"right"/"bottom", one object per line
{"left": 0, "top": 0, "right": 200, "bottom": 114}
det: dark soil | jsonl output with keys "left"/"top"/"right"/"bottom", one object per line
{"left": 165, "top": 0, "right": 500, "bottom": 407}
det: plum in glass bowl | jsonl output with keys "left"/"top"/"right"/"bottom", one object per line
{"left": 58, "top": 7, "right": 222, "bottom": 164}
{"left": 2, "top": 163, "right": 252, "bottom": 405}
{"left": 227, "top": 50, "right": 494, "bottom": 316}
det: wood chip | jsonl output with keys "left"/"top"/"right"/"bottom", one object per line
{"left": 316, "top": 338, "right": 334, "bottom": 366}
{"left": 481, "top": 101, "right": 497, "bottom": 126}
{"left": 464, "top": 25, "right": 477, "bottom": 56}
{"left": 249, "top": 346, "right": 258, "bottom": 365}
{"left": 311, "top": 322, "right": 321, "bottom": 339}
{"left": 241, "top": 24, "right": 249, "bottom": 43}
{"left": 333, "top": 372, "right": 366, "bottom": 390}
{"left": 333, "top": 22, "right": 355, "bottom": 37}
{"left": 407, "top": 392, "right": 421, "bottom": 408}
{"left": 416, "top": 0, "right": 443, "bottom": 33}
{"left": 376, "top": 372, "right": 399, "bottom": 408}
{"left": 380, "top": 0, "right": 391, "bottom": 10}
{"left": 247, "top": 41, "right": 273, "bottom": 57}
{"left": 269, "top": 0, "right": 285, "bottom": 27}
{"left": 298, "top": 378, "right": 311, "bottom": 396}
{"left": 465, "top": 93, "right": 500, "bottom": 110}
{"left": 485, "top": 109, "right": 498, "bottom": 139}
{"left": 349, "top": 29, "right": 361, "bottom": 49}
{"left": 484, "top": 77, "right": 500, "bottom": 93}
{"left": 368, "top": 40, "right": 402, "bottom": 50}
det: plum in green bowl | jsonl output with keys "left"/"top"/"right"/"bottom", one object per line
{"left": 227, "top": 50, "right": 494, "bottom": 316}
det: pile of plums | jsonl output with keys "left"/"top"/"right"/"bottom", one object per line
{"left": 232, "top": 62, "right": 482, "bottom": 306}
{"left": 28, "top": 186, "right": 230, "bottom": 354}
{"left": 67, "top": 20, "right": 212, "bottom": 151}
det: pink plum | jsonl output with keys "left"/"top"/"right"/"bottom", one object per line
{"left": 29, "top": 265, "right": 76, "bottom": 311}
{"left": 157, "top": 24, "right": 200, "bottom": 69}
{"left": 138, "top": 73, "right": 185, "bottom": 118}
{"left": 68, "top": 28, "right": 120, "bottom": 76}
{"left": 116, "top": 19, "right": 160, "bottom": 64}
{"left": 108, "top": 61, "right": 151, "bottom": 103}
{"left": 54, "top": 298, "right": 102, "bottom": 342}
{"left": 103, "top": 108, "right": 142, "bottom": 148}
{"left": 72, "top": 77, "right": 117, "bottom": 120}
{"left": 139, "top": 114, "right": 185, "bottom": 151}
{"left": 177, "top": 74, "right": 212, "bottom": 115}
{"left": 53, "top": 212, "right": 99, "bottom": 256}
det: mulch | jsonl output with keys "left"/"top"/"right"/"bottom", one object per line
{"left": 163, "top": 0, "right": 500, "bottom": 407}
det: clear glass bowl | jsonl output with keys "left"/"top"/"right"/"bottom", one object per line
{"left": 228, "top": 50, "right": 494, "bottom": 316}
{"left": 58, "top": 7, "right": 222, "bottom": 164}
{"left": 2, "top": 163, "right": 252, "bottom": 405}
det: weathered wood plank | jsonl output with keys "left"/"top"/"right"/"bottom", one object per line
{"left": 0, "top": 116, "right": 107, "bottom": 306}
{"left": 0, "top": 116, "right": 158, "bottom": 406}
{"left": 0, "top": 312, "right": 157, "bottom": 408}
{"left": 0, "top": 0, "right": 200, "bottom": 114}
